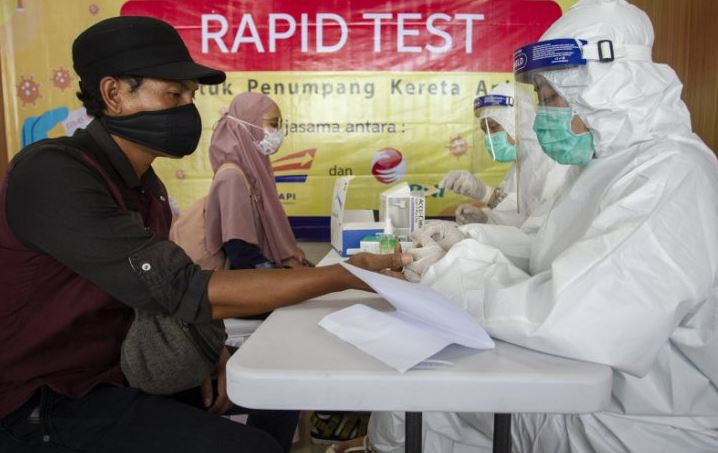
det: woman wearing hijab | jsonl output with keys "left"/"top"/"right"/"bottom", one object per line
{"left": 206, "top": 92, "right": 310, "bottom": 271}
{"left": 209, "top": 93, "right": 371, "bottom": 448}
{"left": 196, "top": 93, "right": 309, "bottom": 452}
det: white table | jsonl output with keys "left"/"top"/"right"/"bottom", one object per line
{"left": 227, "top": 293, "right": 612, "bottom": 453}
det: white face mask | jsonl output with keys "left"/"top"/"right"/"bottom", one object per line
{"left": 225, "top": 115, "right": 284, "bottom": 156}
{"left": 255, "top": 128, "right": 284, "bottom": 156}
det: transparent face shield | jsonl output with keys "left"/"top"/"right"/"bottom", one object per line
{"left": 473, "top": 91, "right": 518, "bottom": 211}
{"left": 473, "top": 94, "right": 516, "bottom": 164}
{"left": 514, "top": 39, "right": 619, "bottom": 165}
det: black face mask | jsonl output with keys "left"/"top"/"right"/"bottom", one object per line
{"left": 101, "top": 103, "right": 202, "bottom": 157}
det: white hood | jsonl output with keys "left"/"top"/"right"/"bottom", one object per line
{"left": 540, "top": 0, "right": 692, "bottom": 157}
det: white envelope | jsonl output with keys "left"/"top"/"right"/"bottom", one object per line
{"left": 318, "top": 263, "right": 495, "bottom": 372}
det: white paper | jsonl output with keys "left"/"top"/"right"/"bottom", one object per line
{"left": 319, "top": 304, "right": 451, "bottom": 373}
{"left": 318, "top": 263, "right": 494, "bottom": 372}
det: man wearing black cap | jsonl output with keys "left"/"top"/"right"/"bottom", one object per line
{"left": 0, "top": 16, "right": 409, "bottom": 453}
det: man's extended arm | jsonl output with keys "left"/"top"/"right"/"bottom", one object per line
{"left": 208, "top": 253, "right": 408, "bottom": 319}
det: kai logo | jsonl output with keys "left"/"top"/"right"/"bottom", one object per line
{"left": 272, "top": 148, "right": 316, "bottom": 183}
{"left": 371, "top": 148, "right": 406, "bottom": 184}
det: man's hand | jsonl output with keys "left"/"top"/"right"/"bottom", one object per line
{"left": 209, "top": 252, "right": 410, "bottom": 319}
{"left": 200, "top": 347, "right": 233, "bottom": 415}
{"left": 347, "top": 252, "right": 412, "bottom": 272}
{"left": 344, "top": 252, "right": 413, "bottom": 289}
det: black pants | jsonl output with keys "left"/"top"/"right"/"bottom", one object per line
{"left": 0, "top": 385, "right": 298, "bottom": 453}
{"left": 173, "top": 384, "right": 300, "bottom": 452}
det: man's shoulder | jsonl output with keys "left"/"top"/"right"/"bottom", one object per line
{"left": 11, "top": 132, "right": 94, "bottom": 172}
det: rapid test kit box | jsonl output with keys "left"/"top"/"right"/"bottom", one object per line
{"left": 330, "top": 176, "right": 383, "bottom": 257}
{"left": 330, "top": 177, "right": 425, "bottom": 256}
{"left": 379, "top": 183, "right": 426, "bottom": 240}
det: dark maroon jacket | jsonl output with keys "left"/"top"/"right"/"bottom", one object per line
{"left": 0, "top": 121, "right": 211, "bottom": 418}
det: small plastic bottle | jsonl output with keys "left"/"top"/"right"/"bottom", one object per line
{"left": 379, "top": 218, "right": 398, "bottom": 254}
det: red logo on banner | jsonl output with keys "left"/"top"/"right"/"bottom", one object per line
{"left": 120, "top": 0, "right": 561, "bottom": 72}
{"left": 371, "top": 148, "right": 406, "bottom": 184}
{"left": 272, "top": 148, "right": 316, "bottom": 172}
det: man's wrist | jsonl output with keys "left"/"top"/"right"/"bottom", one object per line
{"left": 328, "top": 264, "right": 361, "bottom": 291}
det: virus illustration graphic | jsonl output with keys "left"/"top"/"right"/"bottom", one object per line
{"left": 17, "top": 76, "right": 40, "bottom": 106}
{"left": 89, "top": 4, "right": 99, "bottom": 15}
{"left": 50, "top": 67, "right": 73, "bottom": 91}
{"left": 446, "top": 135, "right": 468, "bottom": 158}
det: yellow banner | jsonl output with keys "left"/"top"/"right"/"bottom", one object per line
{"left": 1, "top": 0, "right": 578, "bottom": 221}
{"left": 155, "top": 71, "right": 514, "bottom": 217}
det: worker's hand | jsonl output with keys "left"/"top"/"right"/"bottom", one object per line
{"left": 403, "top": 243, "right": 446, "bottom": 283}
{"left": 455, "top": 204, "right": 489, "bottom": 225}
{"left": 411, "top": 220, "right": 466, "bottom": 251}
{"left": 439, "top": 170, "right": 492, "bottom": 202}
{"left": 201, "top": 347, "right": 233, "bottom": 416}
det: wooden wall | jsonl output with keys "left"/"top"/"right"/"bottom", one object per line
{"left": 632, "top": 0, "right": 718, "bottom": 153}
{"left": 0, "top": 57, "right": 6, "bottom": 176}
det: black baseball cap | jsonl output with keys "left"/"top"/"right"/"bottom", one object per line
{"left": 72, "top": 16, "right": 225, "bottom": 86}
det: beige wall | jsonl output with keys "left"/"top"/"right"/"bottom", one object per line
{"left": 632, "top": 0, "right": 718, "bottom": 153}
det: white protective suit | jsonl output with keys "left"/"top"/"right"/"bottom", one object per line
{"left": 439, "top": 85, "right": 579, "bottom": 274}
{"left": 479, "top": 83, "right": 577, "bottom": 231}
{"left": 370, "top": 1, "right": 718, "bottom": 452}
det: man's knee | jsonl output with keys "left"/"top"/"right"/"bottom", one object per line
{"left": 198, "top": 416, "right": 284, "bottom": 453}
{"left": 227, "top": 428, "right": 283, "bottom": 453}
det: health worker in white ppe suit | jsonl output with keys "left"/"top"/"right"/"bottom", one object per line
{"left": 443, "top": 83, "right": 576, "bottom": 230}
{"left": 405, "top": 85, "right": 578, "bottom": 282}
{"left": 368, "top": 1, "right": 718, "bottom": 452}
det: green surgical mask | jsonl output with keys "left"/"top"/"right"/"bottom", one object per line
{"left": 484, "top": 131, "right": 516, "bottom": 162}
{"left": 533, "top": 106, "right": 594, "bottom": 166}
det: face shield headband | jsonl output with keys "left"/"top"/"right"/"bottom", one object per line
{"left": 474, "top": 94, "right": 514, "bottom": 110}
{"left": 513, "top": 39, "right": 651, "bottom": 165}
{"left": 473, "top": 94, "right": 516, "bottom": 163}
{"left": 513, "top": 38, "right": 653, "bottom": 83}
